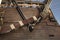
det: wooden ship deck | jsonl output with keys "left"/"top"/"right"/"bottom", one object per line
{"left": 0, "top": 0, "right": 60, "bottom": 40}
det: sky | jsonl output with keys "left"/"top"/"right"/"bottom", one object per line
{"left": 0, "top": 0, "right": 2, "bottom": 4}
{"left": 50, "top": 0, "right": 60, "bottom": 25}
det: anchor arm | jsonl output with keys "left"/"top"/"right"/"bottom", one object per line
{"left": 11, "top": 0, "right": 34, "bottom": 32}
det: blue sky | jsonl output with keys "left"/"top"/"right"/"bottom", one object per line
{"left": 50, "top": 0, "right": 60, "bottom": 25}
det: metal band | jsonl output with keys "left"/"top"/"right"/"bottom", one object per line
{"left": 10, "top": 24, "right": 16, "bottom": 30}
{"left": 33, "top": 16, "right": 37, "bottom": 21}
{"left": 18, "top": 21, "right": 24, "bottom": 26}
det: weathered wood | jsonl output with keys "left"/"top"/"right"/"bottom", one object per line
{"left": 0, "top": 7, "right": 60, "bottom": 40}
{"left": 0, "top": 0, "right": 60, "bottom": 40}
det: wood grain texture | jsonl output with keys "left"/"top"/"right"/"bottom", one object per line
{"left": 0, "top": 7, "right": 60, "bottom": 40}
